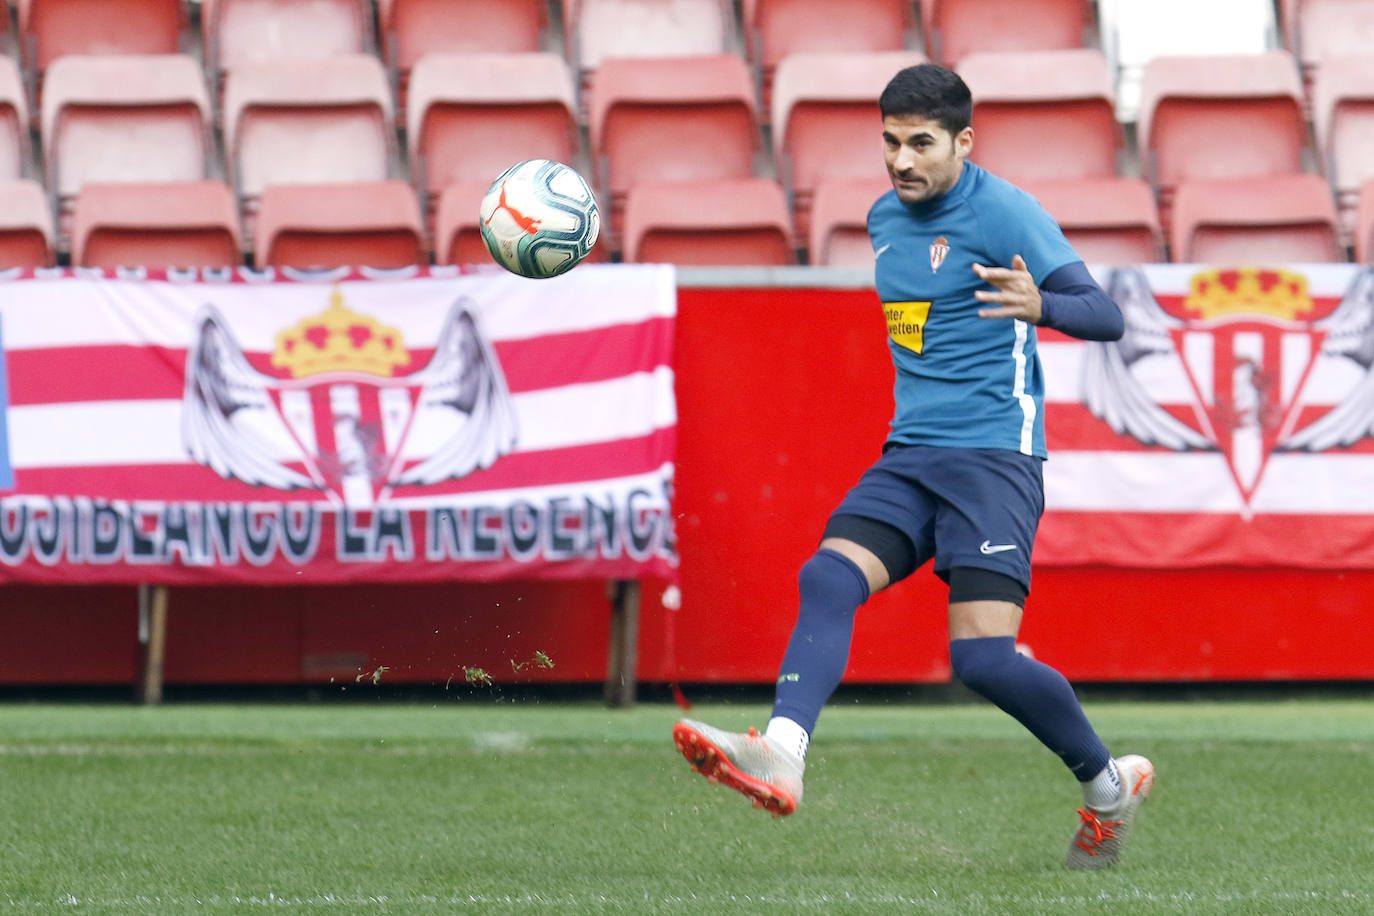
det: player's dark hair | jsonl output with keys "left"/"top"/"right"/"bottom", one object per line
{"left": 879, "top": 64, "right": 972, "bottom": 136}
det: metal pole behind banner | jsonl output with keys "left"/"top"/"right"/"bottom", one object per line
{"left": 137, "top": 584, "right": 169, "bottom": 705}
{"left": 604, "top": 580, "right": 641, "bottom": 708}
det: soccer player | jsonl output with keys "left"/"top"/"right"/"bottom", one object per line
{"left": 672, "top": 63, "right": 1154, "bottom": 869}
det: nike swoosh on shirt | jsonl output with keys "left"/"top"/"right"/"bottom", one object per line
{"left": 979, "top": 540, "right": 1018, "bottom": 555}
{"left": 875, "top": 243, "right": 891, "bottom": 258}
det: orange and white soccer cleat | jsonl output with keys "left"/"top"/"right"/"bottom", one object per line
{"left": 1065, "top": 754, "right": 1155, "bottom": 869}
{"left": 672, "top": 718, "right": 804, "bottom": 817}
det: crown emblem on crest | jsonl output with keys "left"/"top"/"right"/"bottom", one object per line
{"left": 1182, "top": 267, "right": 1314, "bottom": 322}
{"left": 271, "top": 287, "right": 410, "bottom": 379}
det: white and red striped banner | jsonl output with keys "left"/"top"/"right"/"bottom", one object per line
{"left": 0, "top": 264, "right": 678, "bottom": 584}
{"left": 1039, "top": 263, "right": 1374, "bottom": 568}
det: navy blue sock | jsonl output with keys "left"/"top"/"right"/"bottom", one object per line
{"left": 949, "top": 636, "right": 1111, "bottom": 782}
{"left": 770, "top": 549, "right": 870, "bottom": 734}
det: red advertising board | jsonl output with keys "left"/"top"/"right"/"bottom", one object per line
{"left": 666, "top": 267, "right": 1374, "bottom": 684}
{"left": 1, "top": 267, "right": 1373, "bottom": 685}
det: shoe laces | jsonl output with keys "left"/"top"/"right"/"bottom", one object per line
{"left": 1072, "top": 807, "right": 1122, "bottom": 856}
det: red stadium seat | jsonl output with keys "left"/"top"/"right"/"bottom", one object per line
{"left": 72, "top": 180, "right": 241, "bottom": 269}
{"left": 1312, "top": 55, "right": 1374, "bottom": 245}
{"left": 771, "top": 50, "right": 926, "bottom": 242}
{"left": 1104, "top": 0, "right": 1278, "bottom": 122}
{"left": 961, "top": 49, "right": 1121, "bottom": 183}
{"left": 380, "top": 0, "right": 545, "bottom": 108}
{"left": 1284, "top": 0, "right": 1374, "bottom": 80}
{"left": 41, "top": 54, "right": 211, "bottom": 246}
{"left": 432, "top": 179, "right": 609, "bottom": 268}
{"left": 1357, "top": 177, "right": 1374, "bottom": 264}
{"left": 742, "top": 0, "right": 910, "bottom": 105}
{"left": 1170, "top": 173, "right": 1343, "bottom": 264}
{"left": 432, "top": 181, "right": 490, "bottom": 267}
{"left": 204, "top": 0, "right": 371, "bottom": 94}
{"left": 921, "top": 0, "right": 1093, "bottom": 67}
{"left": 1020, "top": 177, "right": 1165, "bottom": 265}
{"left": 745, "top": 0, "right": 909, "bottom": 65}
{"left": 1137, "top": 52, "right": 1307, "bottom": 231}
{"left": 224, "top": 54, "right": 395, "bottom": 237}
{"left": 622, "top": 178, "right": 794, "bottom": 266}
{"left": 588, "top": 53, "right": 760, "bottom": 245}
{"left": 255, "top": 180, "right": 426, "bottom": 269}
{"left": 0, "top": 56, "right": 30, "bottom": 183}
{"left": 0, "top": 179, "right": 55, "bottom": 268}
{"left": 407, "top": 53, "right": 578, "bottom": 233}
{"left": 17, "top": 0, "right": 184, "bottom": 76}
{"left": 807, "top": 177, "right": 890, "bottom": 267}
{"left": 571, "top": 0, "right": 733, "bottom": 78}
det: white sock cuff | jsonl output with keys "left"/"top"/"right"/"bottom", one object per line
{"left": 1083, "top": 757, "right": 1122, "bottom": 810}
{"left": 765, "top": 716, "right": 810, "bottom": 761}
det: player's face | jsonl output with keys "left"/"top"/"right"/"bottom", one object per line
{"left": 882, "top": 115, "right": 973, "bottom": 204}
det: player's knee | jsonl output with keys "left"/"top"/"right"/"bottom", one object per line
{"left": 799, "top": 549, "right": 871, "bottom": 609}
{"left": 948, "top": 635, "right": 1017, "bottom": 695}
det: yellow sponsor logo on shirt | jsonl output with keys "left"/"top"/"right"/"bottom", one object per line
{"left": 884, "top": 301, "right": 932, "bottom": 354}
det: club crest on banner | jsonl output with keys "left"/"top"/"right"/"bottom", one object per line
{"left": 182, "top": 287, "right": 518, "bottom": 507}
{"left": 1081, "top": 266, "right": 1374, "bottom": 510}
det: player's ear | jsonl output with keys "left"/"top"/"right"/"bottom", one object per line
{"left": 954, "top": 126, "right": 974, "bottom": 159}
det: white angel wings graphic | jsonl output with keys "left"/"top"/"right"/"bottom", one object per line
{"left": 1079, "top": 267, "right": 1216, "bottom": 451}
{"left": 389, "top": 303, "right": 520, "bottom": 486}
{"left": 1278, "top": 268, "right": 1374, "bottom": 452}
{"left": 183, "top": 298, "right": 519, "bottom": 496}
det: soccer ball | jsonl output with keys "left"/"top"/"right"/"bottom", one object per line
{"left": 478, "top": 159, "right": 600, "bottom": 279}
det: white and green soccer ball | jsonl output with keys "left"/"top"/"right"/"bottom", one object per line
{"left": 478, "top": 159, "right": 600, "bottom": 279}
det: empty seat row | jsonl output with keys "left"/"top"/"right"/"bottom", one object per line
{"left": 16, "top": 52, "right": 396, "bottom": 248}
{"left": 0, "top": 0, "right": 1362, "bottom": 154}
{"left": 0, "top": 178, "right": 427, "bottom": 270}
{"left": 0, "top": 174, "right": 796, "bottom": 269}
{"left": 966, "top": 47, "right": 1374, "bottom": 247}
{"left": 1, "top": 0, "right": 1077, "bottom": 80}
{"left": 13, "top": 43, "right": 1374, "bottom": 257}
{"left": 11, "top": 0, "right": 374, "bottom": 81}
{"left": 7, "top": 47, "right": 921, "bottom": 253}
{"left": 1041, "top": 173, "right": 1356, "bottom": 265}
{"left": 6, "top": 1, "right": 1374, "bottom": 110}
{"left": 4, "top": 167, "right": 1372, "bottom": 272}
{"left": 423, "top": 44, "right": 1372, "bottom": 253}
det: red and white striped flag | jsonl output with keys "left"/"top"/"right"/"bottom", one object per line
{"left": 1039, "top": 263, "right": 1374, "bottom": 568}
{"left": 0, "top": 264, "right": 678, "bottom": 584}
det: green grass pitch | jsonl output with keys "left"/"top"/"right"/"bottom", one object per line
{"left": 0, "top": 696, "right": 1371, "bottom": 913}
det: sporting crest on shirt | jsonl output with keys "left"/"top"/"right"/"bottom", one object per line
{"left": 929, "top": 236, "right": 950, "bottom": 273}
{"left": 182, "top": 287, "right": 518, "bottom": 508}
{"left": 1080, "top": 266, "right": 1374, "bottom": 510}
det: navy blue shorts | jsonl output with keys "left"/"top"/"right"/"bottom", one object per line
{"left": 828, "top": 445, "right": 1044, "bottom": 589}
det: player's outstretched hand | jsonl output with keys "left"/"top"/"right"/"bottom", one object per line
{"left": 973, "top": 254, "right": 1043, "bottom": 324}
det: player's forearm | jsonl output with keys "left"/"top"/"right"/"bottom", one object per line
{"left": 1036, "top": 262, "right": 1124, "bottom": 341}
